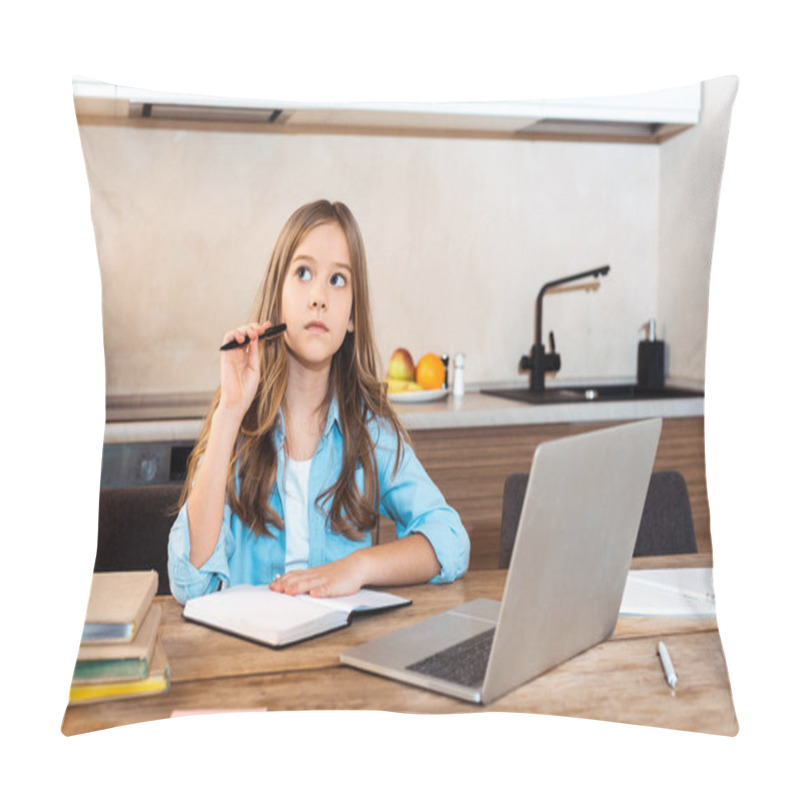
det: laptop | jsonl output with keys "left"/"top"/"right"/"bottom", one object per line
{"left": 340, "top": 417, "right": 663, "bottom": 704}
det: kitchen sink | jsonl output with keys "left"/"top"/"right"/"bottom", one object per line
{"left": 481, "top": 384, "right": 703, "bottom": 405}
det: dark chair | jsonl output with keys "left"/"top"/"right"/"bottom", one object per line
{"left": 94, "top": 484, "right": 183, "bottom": 594}
{"left": 498, "top": 469, "right": 697, "bottom": 568}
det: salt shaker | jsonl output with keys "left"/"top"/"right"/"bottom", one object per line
{"left": 453, "top": 353, "right": 465, "bottom": 397}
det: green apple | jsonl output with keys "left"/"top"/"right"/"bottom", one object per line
{"left": 388, "top": 348, "right": 415, "bottom": 381}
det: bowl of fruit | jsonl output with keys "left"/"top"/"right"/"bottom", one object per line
{"left": 385, "top": 349, "right": 449, "bottom": 403}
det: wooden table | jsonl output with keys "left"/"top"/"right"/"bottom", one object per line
{"left": 61, "top": 554, "right": 737, "bottom": 737}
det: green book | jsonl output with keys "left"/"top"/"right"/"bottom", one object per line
{"left": 73, "top": 603, "right": 161, "bottom": 684}
{"left": 69, "top": 641, "right": 170, "bottom": 705}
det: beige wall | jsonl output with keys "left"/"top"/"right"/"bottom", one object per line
{"left": 658, "top": 76, "right": 739, "bottom": 384}
{"left": 77, "top": 79, "right": 733, "bottom": 400}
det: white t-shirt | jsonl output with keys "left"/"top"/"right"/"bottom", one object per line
{"left": 283, "top": 456, "right": 312, "bottom": 573}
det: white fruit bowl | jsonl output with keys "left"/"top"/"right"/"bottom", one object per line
{"left": 388, "top": 388, "right": 450, "bottom": 404}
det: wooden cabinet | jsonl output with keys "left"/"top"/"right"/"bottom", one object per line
{"left": 378, "top": 417, "right": 711, "bottom": 571}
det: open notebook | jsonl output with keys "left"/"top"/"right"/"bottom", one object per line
{"left": 183, "top": 585, "right": 410, "bottom": 647}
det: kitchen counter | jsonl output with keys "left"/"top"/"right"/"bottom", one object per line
{"left": 100, "top": 388, "right": 710, "bottom": 562}
{"left": 103, "top": 386, "right": 703, "bottom": 445}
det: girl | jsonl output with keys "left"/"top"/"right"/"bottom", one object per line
{"left": 168, "top": 200, "right": 469, "bottom": 604}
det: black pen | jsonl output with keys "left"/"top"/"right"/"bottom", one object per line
{"left": 219, "top": 323, "right": 287, "bottom": 351}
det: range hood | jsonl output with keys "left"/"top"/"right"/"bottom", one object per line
{"left": 73, "top": 79, "right": 701, "bottom": 143}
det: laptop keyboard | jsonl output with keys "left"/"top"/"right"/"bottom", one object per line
{"left": 406, "top": 628, "right": 496, "bottom": 688}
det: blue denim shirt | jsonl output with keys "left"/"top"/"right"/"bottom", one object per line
{"left": 168, "top": 399, "right": 470, "bottom": 604}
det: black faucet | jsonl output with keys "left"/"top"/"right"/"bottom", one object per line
{"left": 519, "top": 265, "right": 611, "bottom": 393}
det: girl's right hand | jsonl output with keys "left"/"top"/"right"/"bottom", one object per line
{"left": 218, "top": 320, "right": 273, "bottom": 418}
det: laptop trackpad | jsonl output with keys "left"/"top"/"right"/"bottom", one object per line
{"left": 345, "top": 599, "right": 500, "bottom": 671}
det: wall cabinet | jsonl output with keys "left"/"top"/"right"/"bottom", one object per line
{"left": 73, "top": 79, "right": 700, "bottom": 144}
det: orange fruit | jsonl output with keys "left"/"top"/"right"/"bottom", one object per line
{"left": 416, "top": 353, "right": 446, "bottom": 390}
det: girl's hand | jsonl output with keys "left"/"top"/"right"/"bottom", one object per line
{"left": 270, "top": 536, "right": 440, "bottom": 598}
{"left": 270, "top": 555, "right": 367, "bottom": 598}
{"left": 219, "top": 321, "right": 273, "bottom": 418}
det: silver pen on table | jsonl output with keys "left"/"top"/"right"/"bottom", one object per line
{"left": 657, "top": 640, "right": 678, "bottom": 690}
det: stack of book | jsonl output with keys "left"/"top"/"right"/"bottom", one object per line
{"left": 69, "top": 570, "right": 171, "bottom": 705}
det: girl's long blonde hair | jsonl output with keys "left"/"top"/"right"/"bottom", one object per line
{"left": 181, "top": 200, "right": 408, "bottom": 540}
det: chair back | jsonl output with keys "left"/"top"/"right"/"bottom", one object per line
{"left": 499, "top": 469, "right": 697, "bottom": 568}
{"left": 632, "top": 470, "right": 697, "bottom": 557}
{"left": 499, "top": 473, "right": 529, "bottom": 569}
{"left": 95, "top": 484, "right": 183, "bottom": 594}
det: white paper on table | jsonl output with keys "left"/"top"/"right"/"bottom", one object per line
{"left": 620, "top": 568, "right": 716, "bottom": 616}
